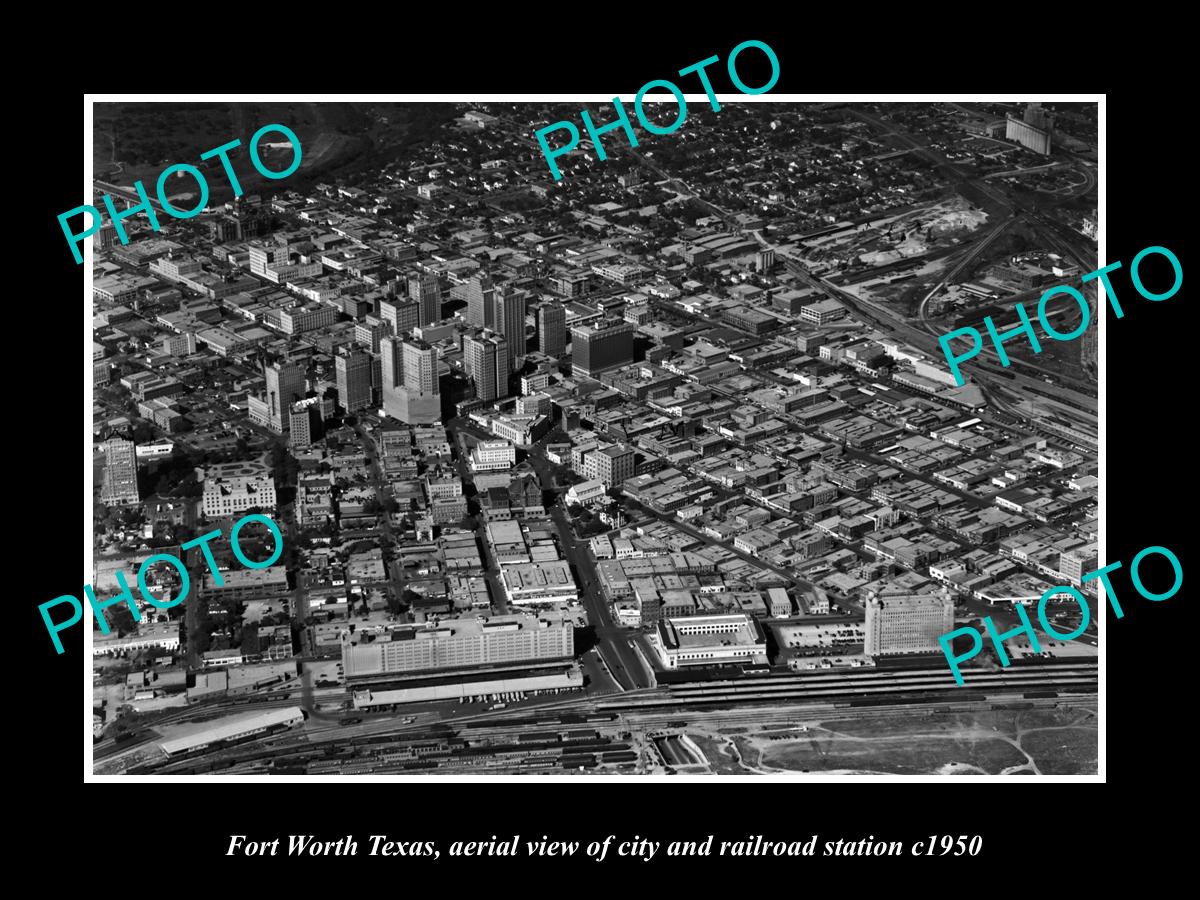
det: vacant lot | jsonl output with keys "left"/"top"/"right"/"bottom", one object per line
{"left": 1021, "top": 727, "right": 1097, "bottom": 774}
{"left": 761, "top": 734, "right": 1028, "bottom": 775}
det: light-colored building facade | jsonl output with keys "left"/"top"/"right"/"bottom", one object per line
{"left": 340, "top": 613, "right": 574, "bottom": 678}
{"left": 201, "top": 459, "right": 278, "bottom": 517}
{"left": 864, "top": 589, "right": 955, "bottom": 656}
{"left": 408, "top": 271, "right": 442, "bottom": 325}
{"left": 101, "top": 437, "right": 141, "bottom": 506}
{"left": 265, "top": 359, "right": 306, "bottom": 433}
{"left": 464, "top": 331, "right": 510, "bottom": 402}
{"left": 649, "top": 614, "right": 768, "bottom": 670}
{"left": 470, "top": 440, "right": 516, "bottom": 472}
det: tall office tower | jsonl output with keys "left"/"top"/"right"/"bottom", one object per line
{"left": 408, "top": 271, "right": 443, "bottom": 326}
{"left": 289, "top": 400, "right": 323, "bottom": 449}
{"left": 864, "top": 589, "right": 955, "bottom": 657}
{"left": 399, "top": 338, "right": 441, "bottom": 424}
{"left": 95, "top": 223, "right": 117, "bottom": 251}
{"left": 265, "top": 359, "right": 306, "bottom": 433}
{"left": 537, "top": 301, "right": 567, "bottom": 357}
{"left": 380, "top": 335, "right": 404, "bottom": 413}
{"left": 464, "top": 331, "right": 510, "bottom": 402}
{"left": 335, "top": 346, "right": 373, "bottom": 414}
{"left": 402, "top": 340, "right": 439, "bottom": 397}
{"left": 380, "top": 297, "right": 419, "bottom": 336}
{"left": 496, "top": 287, "right": 527, "bottom": 371}
{"left": 464, "top": 272, "right": 496, "bottom": 328}
{"left": 381, "top": 336, "right": 441, "bottom": 424}
{"left": 570, "top": 318, "right": 634, "bottom": 378}
{"left": 355, "top": 319, "right": 384, "bottom": 353}
{"left": 100, "top": 436, "right": 140, "bottom": 506}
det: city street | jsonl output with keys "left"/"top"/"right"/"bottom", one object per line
{"left": 526, "top": 442, "right": 651, "bottom": 691}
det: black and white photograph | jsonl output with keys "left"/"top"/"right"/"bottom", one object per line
{"left": 76, "top": 94, "right": 1109, "bottom": 779}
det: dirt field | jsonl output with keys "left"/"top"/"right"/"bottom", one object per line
{"left": 680, "top": 703, "right": 1097, "bottom": 776}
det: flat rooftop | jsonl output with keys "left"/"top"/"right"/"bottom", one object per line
{"left": 663, "top": 614, "right": 762, "bottom": 650}
{"left": 347, "top": 612, "right": 568, "bottom": 646}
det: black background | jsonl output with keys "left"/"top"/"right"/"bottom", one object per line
{"left": 20, "top": 23, "right": 1190, "bottom": 882}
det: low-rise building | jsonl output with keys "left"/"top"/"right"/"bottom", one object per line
{"left": 648, "top": 613, "right": 768, "bottom": 670}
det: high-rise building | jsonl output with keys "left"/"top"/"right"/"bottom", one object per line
{"left": 380, "top": 297, "right": 419, "bottom": 336}
{"left": 1005, "top": 103, "right": 1053, "bottom": 155}
{"left": 289, "top": 406, "right": 312, "bottom": 449}
{"left": 381, "top": 337, "right": 441, "bottom": 424}
{"left": 865, "top": 589, "right": 955, "bottom": 657}
{"left": 335, "top": 347, "right": 373, "bottom": 414}
{"left": 402, "top": 340, "right": 439, "bottom": 396}
{"left": 380, "top": 335, "right": 403, "bottom": 390}
{"left": 380, "top": 335, "right": 404, "bottom": 419}
{"left": 570, "top": 318, "right": 634, "bottom": 378}
{"left": 400, "top": 338, "right": 441, "bottom": 424}
{"left": 407, "top": 271, "right": 442, "bottom": 326}
{"left": 464, "top": 331, "right": 509, "bottom": 402}
{"left": 265, "top": 359, "right": 306, "bottom": 433}
{"left": 496, "top": 287, "right": 527, "bottom": 370}
{"left": 464, "top": 272, "right": 495, "bottom": 329}
{"left": 537, "top": 302, "right": 567, "bottom": 357}
{"left": 289, "top": 399, "right": 323, "bottom": 449}
{"left": 100, "top": 436, "right": 140, "bottom": 506}
{"left": 355, "top": 320, "right": 385, "bottom": 353}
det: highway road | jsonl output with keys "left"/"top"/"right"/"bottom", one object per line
{"left": 94, "top": 179, "right": 168, "bottom": 213}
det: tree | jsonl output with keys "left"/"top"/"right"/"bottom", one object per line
{"left": 106, "top": 605, "right": 138, "bottom": 638}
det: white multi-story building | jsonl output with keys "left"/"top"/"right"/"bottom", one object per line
{"left": 864, "top": 589, "right": 955, "bottom": 656}
{"left": 470, "top": 440, "right": 516, "bottom": 472}
{"left": 201, "top": 460, "right": 278, "bottom": 517}
{"left": 100, "top": 437, "right": 141, "bottom": 506}
{"left": 649, "top": 614, "right": 768, "bottom": 670}
{"left": 340, "top": 613, "right": 573, "bottom": 678}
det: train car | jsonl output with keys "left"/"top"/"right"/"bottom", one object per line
{"left": 562, "top": 729, "right": 599, "bottom": 743}
{"left": 560, "top": 754, "right": 597, "bottom": 769}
